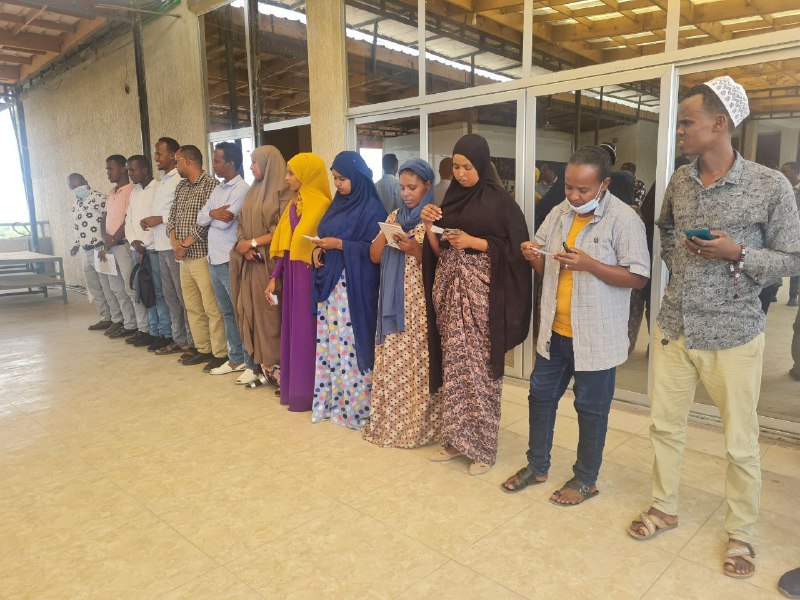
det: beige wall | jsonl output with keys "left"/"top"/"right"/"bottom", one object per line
{"left": 22, "top": 2, "right": 206, "bottom": 286}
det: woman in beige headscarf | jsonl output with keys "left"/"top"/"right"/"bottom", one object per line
{"left": 230, "top": 145, "right": 293, "bottom": 389}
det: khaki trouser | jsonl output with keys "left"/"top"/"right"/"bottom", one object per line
{"left": 179, "top": 257, "right": 227, "bottom": 358}
{"left": 650, "top": 325, "right": 764, "bottom": 543}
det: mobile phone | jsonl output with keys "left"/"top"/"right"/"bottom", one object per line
{"left": 526, "top": 245, "right": 552, "bottom": 257}
{"left": 443, "top": 228, "right": 462, "bottom": 237}
{"left": 684, "top": 228, "right": 713, "bottom": 241}
{"left": 562, "top": 242, "right": 574, "bottom": 253}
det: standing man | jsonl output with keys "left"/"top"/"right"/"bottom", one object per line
{"left": 126, "top": 155, "right": 172, "bottom": 350}
{"left": 501, "top": 146, "right": 649, "bottom": 504}
{"left": 628, "top": 77, "right": 800, "bottom": 578}
{"left": 167, "top": 144, "right": 227, "bottom": 370}
{"left": 375, "top": 153, "right": 402, "bottom": 213}
{"left": 781, "top": 162, "right": 800, "bottom": 307}
{"left": 198, "top": 142, "right": 254, "bottom": 377}
{"left": 67, "top": 173, "right": 122, "bottom": 332}
{"left": 536, "top": 162, "right": 556, "bottom": 197}
{"left": 433, "top": 157, "right": 453, "bottom": 205}
{"left": 98, "top": 155, "right": 140, "bottom": 339}
{"left": 141, "top": 137, "right": 193, "bottom": 356}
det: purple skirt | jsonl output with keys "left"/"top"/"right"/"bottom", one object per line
{"left": 280, "top": 259, "right": 316, "bottom": 412}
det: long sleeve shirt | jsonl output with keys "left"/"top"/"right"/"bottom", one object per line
{"left": 657, "top": 153, "right": 800, "bottom": 350}
{"left": 167, "top": 171, "right": 218, "bottom": 261}
{"left": 126, "top": 179, "right": 159, "bottom": 250}
{"left": 375, "top": 174, "right": 403, "bottom": 213}
{"left": 151, "top": 168, "right": 182, "bottom": 251}
{"left": 72, "top": 189, "right": 107, "bottom": 249}
{"left": 197, "top": 174, "right": 250, "bottom": 265}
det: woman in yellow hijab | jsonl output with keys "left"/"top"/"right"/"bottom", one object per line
{"left": 267, "top": 153, "right": 332, "bottom": 411}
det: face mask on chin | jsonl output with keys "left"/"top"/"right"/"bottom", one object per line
{"left": 73, "top": 185, "right": 90, "bottom": 199}
{"left": 569, "top": 186, "right": 605, "bottom": 215}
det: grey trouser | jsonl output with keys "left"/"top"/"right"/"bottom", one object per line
{"left": 157, "top": 249, "right": 192, "bottom": 346}
{"left": 80, "top": 247, "right": 121, "bottom": 322}
{"left": 109, "top": 243, "right": 150, "bottom": 333}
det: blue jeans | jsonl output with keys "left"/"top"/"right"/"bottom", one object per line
{"left": 143, "top": 249, "right": 172, "bottom": 338}
{"left": 526, "top": 332, "right": 616, "bottom": 486}
{"left": 208, "top": 262, "right": 254, "bottom": 369}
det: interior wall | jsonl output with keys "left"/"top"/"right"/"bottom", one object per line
{"left": 21, "top": 2, "right": 206, "bottom": 286}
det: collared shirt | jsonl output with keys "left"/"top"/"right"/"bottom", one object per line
{"left": 151, "top": 169, "right": 182, "bottom": 251}
{"left": 197, "top": 174, "right": 250, "bottom": 265}
{"left": 535, "top": 180, "right": 553, "bottom": 197}
{"left": 72, "top": 189, "right": 106, "bottom": 248}
{"left": 167, "top": 171, "right": 218, "bottom": 260}
{"left": 104, "top": 182, "right": 134, "bottom": 239}
{"left": 126, "top": 179, "right": 159, "bottom": 250}
{"left": 375, "top": 174, "right": 403, "bottom": 213}
{"left": 433, "top": 179, "right": 450, "bottom": 206}
{"left": 657, "top": 153, "right": 800, "bottom": 351}
{"left": 535, "top": 192, "right": 650, "bottom": 371}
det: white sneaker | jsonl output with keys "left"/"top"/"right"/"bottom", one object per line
{"left": 210, "top": 361, "right": 247, "bottom": 376}
{"left": 235, "top": 368, "right": 259, "bottom": 385}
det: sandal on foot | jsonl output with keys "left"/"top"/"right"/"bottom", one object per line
{"left": 429, "top": 447, "right": 461, "bottom": 462}
{"left": 154, "top": 342, "right": 183, "bottom": 356}
{"left": 469, "top": 462, "right": 491, "bottom": 476}
{"left": 501, "top": 466, "right": 545, "bottom": 493}
{"left": 245, "top": 374, "right": 268, "bottom": 389}
{"left": 548, "top": 478, "right": 599, "bottom": 507}
{"left": 724, "top": 541, "right": 756, "bottom": 579}
{"left": 628, "top": 510, "right": 678, "bottom": 540}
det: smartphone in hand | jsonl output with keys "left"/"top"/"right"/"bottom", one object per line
{"left": 684, "top": 228, "right": 713, "bottom": 241}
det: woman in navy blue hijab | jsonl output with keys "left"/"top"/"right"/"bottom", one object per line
{"left": 310, "top": 151, "right": 387, "bottom": 429}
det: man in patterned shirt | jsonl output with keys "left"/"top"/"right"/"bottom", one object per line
{"left": 628, "top": 77, "right": 800, "bottom": 579}
{"left": 68, "top": 173, "right": 122, "bottom": 332}
{"left": 167, "top": 145, "right": 227, "bottom": 370}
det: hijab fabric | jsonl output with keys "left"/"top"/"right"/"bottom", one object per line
{"left": 270, "top": 153, "right": 332, "bottom": 264}
{"left": 376, "top": 158, "right": 435, "bottom": 344}
{"left": 313, "top": 151, "right": 388, "bottom": 371}
{"left": 423, "top": 134, "right": 532, "bottom": 388}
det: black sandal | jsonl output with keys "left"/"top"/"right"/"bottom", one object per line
{"left": 549, "top": 477, "right": 599, "bottom": 506}
{"left": 500, "top": 466, "right": 545, "bottom": 493}
{"left": 245, "top": 374, "right": 268, "bottom": 389}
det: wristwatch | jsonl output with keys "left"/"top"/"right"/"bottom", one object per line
{"left": 250, "top": 238, "right": 258, "bottom": 249}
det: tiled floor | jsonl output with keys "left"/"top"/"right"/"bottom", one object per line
{"left": 1, "top": 291, "right": 799, "bottom": 599}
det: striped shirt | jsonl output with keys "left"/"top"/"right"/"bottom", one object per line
{"left": 167, "top": 171, "right": 218, "bottom": 261}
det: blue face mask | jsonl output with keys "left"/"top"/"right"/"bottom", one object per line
{"left": 570, "top": 186, "right": 605, "bottom": 215}
{"left": 73, "top": 185, "right": 90, "bottom": 199}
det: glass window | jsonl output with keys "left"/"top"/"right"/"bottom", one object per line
{"left": 529, "top": 1, "right": 667, "bottom": 74}
{"left": 346, "top": 0, "right": 420, "bottom": 107}
{"left": 678, "top": 63, "right": 800, "bottom": 423}
{"left": 211, "top": 137, "right": 256, "bottom": 184}
{"left": 251, "top": 0, "right": 311, "bottom": 123}
{"left": 356, "top": 116, "right": 422, "bottom": 181}
{"left": 425, "top": 4, "right": 523, "bottom": 94}
{"left": 204, "top": 3, "right": 251, "bottom": 133}
{"left": 680, "top": 0, "right": 800, "bottom": 49}
{"left": 533, "top": 80, "right": 661, "bottom": 396}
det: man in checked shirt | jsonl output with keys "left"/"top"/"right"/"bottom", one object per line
{"left": 167, "top": 145, "right": 228, "bottom": 371}
{"left": 628, "top": 76, "right": 800, "bottom": 580}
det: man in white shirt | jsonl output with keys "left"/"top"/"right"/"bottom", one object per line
{"left": 375, "top": 153, "right": 402, "bottom": 213}
{"left": 198, "top": 142, "right": 254, "bottom": 379}
{"left": 432, "top": 157, "right": 452, "bottom": 206}
{"left": 127, "top": 155, "right": 172, "bottom": 350}
{"left": 139, "top": 137, "right": 193, "bottom": 356}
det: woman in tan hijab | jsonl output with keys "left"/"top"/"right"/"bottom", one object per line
{"left": 230, "top": 145, "right": 293, "bottom": 389}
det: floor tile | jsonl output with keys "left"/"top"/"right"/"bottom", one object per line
{"left": 641, "top": 557, "right": 781, "bottom": 599}
{"left": 396, "top": 560, "right": 528, "bottom": 599}
{"left": 159, "top": 567, "right": 262, "bottom": 600}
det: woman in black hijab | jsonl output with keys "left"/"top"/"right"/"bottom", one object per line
{"left": 421, "top": 134, "right": 532, "bottom": 475}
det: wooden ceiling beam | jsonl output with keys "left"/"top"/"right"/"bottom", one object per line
{"left": 0, "top": 63, "right": 21, "bottom": 80}
{"left": 0, "top": 11, "right": 77, "bottom": 33}
{"left": 0, "top": 30, "right": 61, "bottom": 53}
{"left": 0, "top": 51, "right": 33, "bottom": 64}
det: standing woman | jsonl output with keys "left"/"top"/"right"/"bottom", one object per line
{"left": 267, "top": 153, "right": 332, "bottom": 411}
{"left": 230, "top": 146, "right": 293, "bottom": 388}
{"left": 422, "top": 134, "right": 532, "bottom": 474}
{"left": 363, "top": 159, "right": 441, "bottom": 448}
{"left": 311, "top": 151, "right": 387, "bottom": 429}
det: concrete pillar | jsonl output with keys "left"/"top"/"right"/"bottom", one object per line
{"left": 742, "top": 119, "right": 758, "bottom": 161}
{"left": 306, "top": 0, "right": 348, "bottom": 168}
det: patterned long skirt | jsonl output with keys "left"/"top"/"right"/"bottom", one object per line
{"left": 311, "top": 272, "right": 372, "bottom": 430}
{"left": 432, "top": 248, "right": 502, "bottom": 465}
{"left": 363, "top": 253, "right": 441, "bottom": 448}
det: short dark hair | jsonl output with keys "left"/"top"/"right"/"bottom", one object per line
{"left": 215, "top": 142, "right": 243, "bottom": 171}
{"left": 157, "top": 137, "right": 180, "bottom": 154}
{"left": 438, "top": 157, "right": 453, "bottom": 179}
{"left": 782, "top": 161, "right": 799, "bottom": 173}
{"left": 382, "top": 153, "right": 399, "bottom": 173}
{"left": 178, "top": 144, "right": 203, "bottom": 166}
{"left": 127, "top": 154, "right": 151, "bottom": 173}
{"left": 681, "top": 84, "right": 735, "bottom": 131}
{"left": 569, "top": 146, "right": 612, "bottom": 181}
{"left": 620, "top": 162, "right": 636, "bottom": 174}
{"left": 67, "top": 172, "right": 86, "bottom": 184}
{"left": 106, "top": 154, "right": 127, "bottom": 167}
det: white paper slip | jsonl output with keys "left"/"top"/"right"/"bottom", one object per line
{"left": 269, "top": 293, "right": 279, "bottom": 306}
{"left": 430, "top": 225, "right": 444, "bottom": 234}
{"left": 94, "top": 249, "right": 118, "bottom": 276}
{"left": 527, "top": 246, "right": 554, "bottom": 257}
{"left": 378, "top": 221, "right": 407, "bottom": 249}
{"left": 302, "top": 235, "right": 322, "bottom": 243}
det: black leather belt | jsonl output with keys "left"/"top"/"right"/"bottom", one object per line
{"left": 82, "top": 242, "right": 104, "bottom": 250}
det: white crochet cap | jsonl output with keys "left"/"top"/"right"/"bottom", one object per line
{"left": 703, "top": 75, "right": 750, "bottom": 127}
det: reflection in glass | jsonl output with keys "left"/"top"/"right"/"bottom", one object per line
{"left": 356, "top": 116, "right": 422, "bottom": 182}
